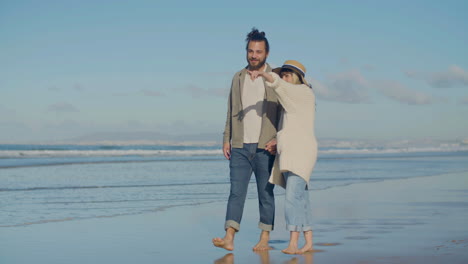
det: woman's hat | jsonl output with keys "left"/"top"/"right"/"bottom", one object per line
{"left": 273, "top": 60, "right": 307, "bottom": 84}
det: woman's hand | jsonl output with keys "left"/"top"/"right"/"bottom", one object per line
{"left": 248, "top": 70, "right": 274, "bottom": 83}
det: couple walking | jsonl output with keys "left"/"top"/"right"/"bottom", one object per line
{"left": 212, "top": 28, "right": 318, "bottom": 255}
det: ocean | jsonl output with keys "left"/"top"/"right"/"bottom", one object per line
{"left": 1, "top": 143, "right": 468, "bottom": 227}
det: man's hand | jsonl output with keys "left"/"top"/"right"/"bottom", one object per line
{"left": 265, "top": 139, "right": 277, "bottom": 155}
{"left": 223, "top": 142, "right": 231, "bottom": 160}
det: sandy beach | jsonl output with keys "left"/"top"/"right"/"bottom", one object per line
{"left": 1, "top": 171, "right": 467, "bottom": 264}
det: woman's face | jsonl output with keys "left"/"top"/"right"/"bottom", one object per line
{"left": 281, "top": 72, "right": 294, "bottom": 84}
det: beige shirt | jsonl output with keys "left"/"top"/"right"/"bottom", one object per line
{"left": 242, "top": 74, "right": 266, "bottom": 143}
{"left": 266, "top": 73, "right": 318, "bottom": 188}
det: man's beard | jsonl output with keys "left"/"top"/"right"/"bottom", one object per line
{"left": 248, "top": 57, "right": 267, "bottom": 70}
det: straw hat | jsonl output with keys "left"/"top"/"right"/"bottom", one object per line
{"left": 273, "top": 60, "right": 307, "bottom": 84}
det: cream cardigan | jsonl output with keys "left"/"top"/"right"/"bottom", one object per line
{"left": 266, "top": 73, "right": 317, "bottom": 189}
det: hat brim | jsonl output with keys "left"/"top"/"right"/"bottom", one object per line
{"left": 272, "top": 67, "right": 282, "bottom": 75}
{"left": 273, "top": 66, "right": 307, "bottom": 85}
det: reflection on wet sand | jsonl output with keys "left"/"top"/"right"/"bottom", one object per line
{"left": 214, "top": 253, "right": 234, "bottom": 264}
{"left": 254, "top": 251, "right": 271, "bottom": 263}
{"left": 213, "top": 250, "right": 317, "bottom": 264}
{"left": 285, "top": 252, "right": 314, "bottom": 264}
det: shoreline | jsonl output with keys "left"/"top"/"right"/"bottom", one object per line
{"left": 1, "top": 172, "right": 467, "bottom": 263}
{"left": 2, "top": 169, "right": 466, "bottom": 228}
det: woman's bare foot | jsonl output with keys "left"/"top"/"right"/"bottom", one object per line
{"left": 212, "top": 237, "right": 234, "bottom": 251}
{"left": 298, "top": 230, "right": 314, "bottom": 254}
{"left": 281, "top": 245, "right": 299, "bottom": 255}
{"left": 297, "top": 243, "right": 314, "bottom": 254}
{"left": 282, "top": 231, "right": 300, "bottom": 254}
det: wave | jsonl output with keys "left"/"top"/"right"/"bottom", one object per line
{"left": 320, "top": 146, "right": 468, "bottom": 155}
{"left": 0, "top": 181, "right": 228, "bottom": 192}
{"left": 0, "top": 149, "right": 223, "bottom": 158}
{"left": 1, "top": 145, "right": 468, "bottom": 159}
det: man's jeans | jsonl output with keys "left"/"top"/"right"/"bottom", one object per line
{"left": 284, "top": 171, "right": 313, "bottom": 232}
{"left": 225, "top": 143, "right": 275, "bottom": 232}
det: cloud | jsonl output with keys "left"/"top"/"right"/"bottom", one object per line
{"left": 47, "top": 102, "right": 79, "bottom": 113}
{"left": 374, "top": 80, "right": 434, "bottom": 105}
{"left": 308, "top": 69, "right": 436, "bottom": 105}
{"left": 0, "top": 121, "right": 32, "bottom": 142}
{"left": 73, "top": 84, "right": 85, "bottom": 91}
{"left": 112, "top": 90, "right": 165, "bottom": 97}
{"left": 405, "top": 65, "right": 468, "bottom": 88}
{"left": 0, "top": 105, "right": 16, "bottom": 116}
{"left": 201, "top": 72, "right": 233, "bottom": 77}
{"left": 339, "top": 57, "right": 349, "bottom": 65}
{"left": 179, "top": 84, "right": 227, "bottom": 98}
{"left": 47, "top": 84, "right": 85, "bottom": 92}
{"left": 308, "top": 70, "right": 370, "bottom": 104}
{"left": 362, "top": 64, "right": 376, "bottom": 71}
{"left": 140, "top": 89, "right": 164, "bottom": 97}
{"left": 459, "top": 96, "right": 468, "bottom": 105}
{"left": 48, "top": 86, "right": 61, "bottom": 91}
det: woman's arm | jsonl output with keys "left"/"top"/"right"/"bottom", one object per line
{"left": 248, "top": 70, "right": 274, "bottom": 83}
{"left": 248, "top": 71, "right": 298, "bottom": 113}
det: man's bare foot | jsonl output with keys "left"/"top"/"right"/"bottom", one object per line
{"left": 212, "top": 237, "right": 234, "bottom": 251}
{"left": 281, "top": 245, "right": 299, "bottom": 255}
{"left": 253, "top": 230, "right": 272, "bottom": 251}
{"left": 252, "top": 240, "right": 272, "bottom": 251}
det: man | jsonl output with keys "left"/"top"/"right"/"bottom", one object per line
{"left": 212, "top": 28, "right": 280, "bottom": 251}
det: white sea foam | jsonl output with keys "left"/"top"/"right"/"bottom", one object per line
{"left": 0, "top": 149, "right": 223, "bottom": 158}
{"left": 320, "top": 146, "right": 468, "bottom": 155}
{"left": 1, "top": 144, "right": 467, "bottom": 158}
{"left": 319, "top": 139, "right": 468, "bottom": 155}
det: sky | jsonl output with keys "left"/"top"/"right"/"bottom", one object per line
{"left": 1, "top": 0, "right": 468, "bottom": 143}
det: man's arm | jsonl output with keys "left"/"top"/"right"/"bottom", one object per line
{"left": 222, "top": 86, "right": 233, "bottom": 160}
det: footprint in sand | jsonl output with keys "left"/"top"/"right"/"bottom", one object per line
{"left": 344, "top": 236, "right": 374, "bottom": 240}
{"left": 268, "top": 240, "right": 289, "bottom": 244}
{"left": 363, "top": 230, "right": 392, "bottom": 234}
{"left": 315, "top": 242, "right": 342, "bottom": 246}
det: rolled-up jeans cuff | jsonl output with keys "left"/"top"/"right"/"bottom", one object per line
{"left": 286, "top": 225, "right": 312, "bottom": 232}
{"left": 225, "top": 220, "right": 240, "bottom": 232}
{"left": 258, "top": 222, "right": 274, "bottom": 231}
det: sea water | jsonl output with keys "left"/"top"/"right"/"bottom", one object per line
{"left": 1, "top": 143, "right": 468, "bottom": 227}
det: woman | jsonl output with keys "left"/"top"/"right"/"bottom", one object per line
{"left": 249, "top": 60, "right": 317, "bottom": 254}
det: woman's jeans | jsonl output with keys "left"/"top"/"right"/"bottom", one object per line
{"left": 225, "top": 143, "right": 275, "bottom": 232}
{"left": 284, "top": 171, "right": 313, "bottom": 232}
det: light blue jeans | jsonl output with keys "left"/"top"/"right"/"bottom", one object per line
{"left": 225, "top": 143, "right": 275, "bottom": 232}
{"left": 284, "top": 171, "right": 313, "bottom": 231}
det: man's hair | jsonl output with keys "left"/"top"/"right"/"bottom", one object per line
{"left": 245, "top": 27, "right": 269, "bottom": 53}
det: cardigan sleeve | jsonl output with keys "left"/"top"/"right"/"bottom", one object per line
{"left": 223, "top": 75, "right": 236, "bottom": 144}
{"left": 265, "top": 73, "right": 299, "bottom": 113}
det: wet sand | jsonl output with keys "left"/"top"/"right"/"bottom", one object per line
{"left": 1, "top": 172, "right": 467, "bottom": 263}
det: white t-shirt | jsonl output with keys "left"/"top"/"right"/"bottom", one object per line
{"left": 242, "top": 73, "right": 266, "bottom": 144}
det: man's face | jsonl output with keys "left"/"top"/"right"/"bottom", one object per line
{"left": 246, "top": 41, "right": 268, "bottom": 70}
